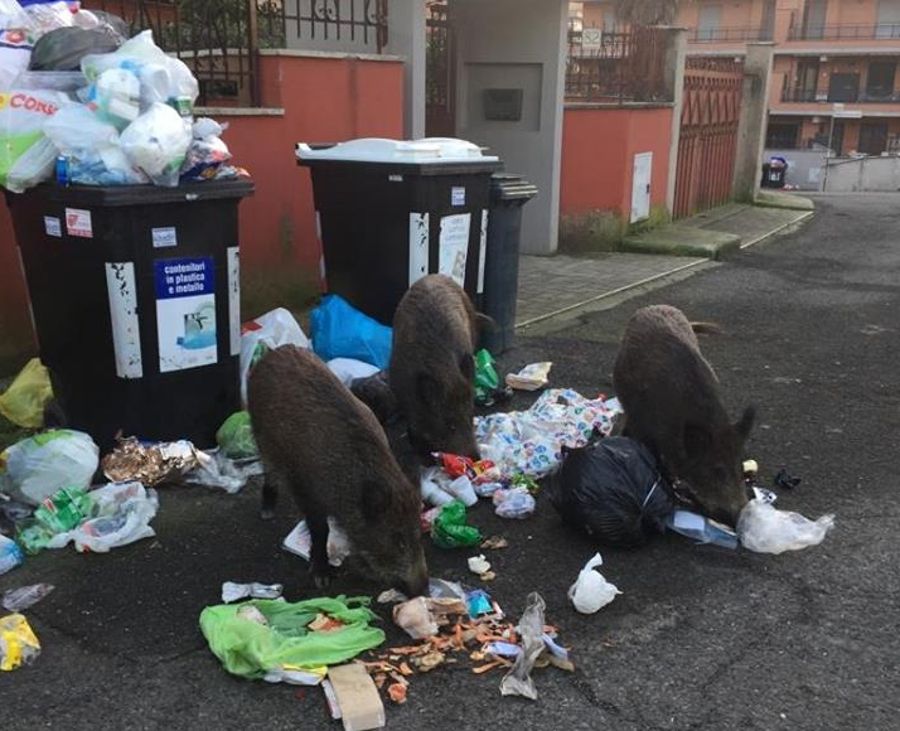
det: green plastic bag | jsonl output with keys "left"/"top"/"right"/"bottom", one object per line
{"left": 216, "top": 411, "right": 258, "bottom": 459}
{"left": 17, "top": 486, "right": 92, "bottom": 554}
{"left": 432, "top": 499, "right": 482, "bottom": 549}
{"left": 0, "top": 358, "right": 53, "bottom": 429}
{"left": 199, "top": 596, "right": 385, "bottom": 680}
{"left": 474, "top": 349, "right": 500, "bottom": 406}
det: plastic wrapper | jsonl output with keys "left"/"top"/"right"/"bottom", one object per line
{"left": 215, "top": 411, "right": 258, "bottom": 460}
{"left": 737, "top": 498, "right": 834, "bottom": 554}
{"left": 475, "top": 389, "right": 621, "bottom": 480}
{"left": 547, "top": 436, "right": 676, "bottom": 547}
{"left": 101, "top": 436, "right": 199, "bottom": 487}
{"left": 567, "top": 553, "right": 621, "bottom": 614}
{"left": 310, "top": 294, "right": 392, "bottom": 370}
{"left": 180, "top": 116, "right": 232, "bottom": 181}
{"left": 326, "top": 357, "right": 379, "bottom": 387}
{"left": 2, "top": 582, "right": 53, "bottom": 612}
{"left": 181, "top": 450, "right": 263, "bottom": 494}
{"left": 282, "top": 517, "right": 352, "bottom": 568}
{"left": 0, "top": 357, "right": 52, "bottom": 429}
{"left": 221, "top": 581, "right": 283, "bottom": 604}
{"left": 430, "top": 499, "right": 482, "bottom": 548}
{"left": 1, "top": 430, "right": 99, "bottom": 506}
{"left": 492, "top": 487, "right": 535, "bottom": 519}
{"left": 81, "top": 29, "right": 198, "bottom": 115}
{"left": 392, "top": 597, "right": 438, "bottom": 639}
{"left": 16, "top": 485, "right": 92, "bottom": 553}
{"left": 239, "top": 307, "right": 310, "bottom": 405}
{"left": 505, "top": 362, "right": 552, "bottom": 391}
{"left": 119, "top": 102, "right": 191, "bottom": 186}
{"left": 499, "top": 592, "right": 546, "bottom": 700}
{"left": 0, "top": 613, "right": 41, "bottom": 671}
{"left": 0, "top": 86, "right": 71, "bottom": 192}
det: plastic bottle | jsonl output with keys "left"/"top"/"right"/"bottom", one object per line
{"left": 666, "top": 510, "right": 738, "bottom": 549}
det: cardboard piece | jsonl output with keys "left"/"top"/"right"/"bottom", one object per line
{"left": 327, "top": 663, "right": 386, "bottom": 731}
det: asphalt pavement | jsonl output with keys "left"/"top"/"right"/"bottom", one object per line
{"left": 2, "top": 194, "right": 898, "bottom": 730}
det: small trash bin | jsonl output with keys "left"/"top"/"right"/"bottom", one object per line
{"left": 6, "top": 179, "right": 254, "bottom": 451}
{"left": 478, "top": 173, "right": 537, "bottom": 354}
{"left": 297, "top": 138, "right": 502, "bottom": 324}
{"left": 761, "top": 156, "right": 788, "bottom": 189}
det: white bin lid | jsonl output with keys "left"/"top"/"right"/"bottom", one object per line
{"left": 296, "top": 137, "right": 499, "bottom": 164}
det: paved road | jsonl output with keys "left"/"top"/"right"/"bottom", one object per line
{"left": 2, "top": 195, "right": 898, "bottom": 730}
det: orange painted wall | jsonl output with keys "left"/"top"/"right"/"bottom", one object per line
{"left": 0, "top": 53, "right": 404, "bottom": 367}
{"left": 560, "top": 105, "right": 673, "bottom": 219}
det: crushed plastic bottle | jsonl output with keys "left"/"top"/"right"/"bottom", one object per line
{"left": 666, "top": 510, "right": 738, "bottom": 549}
{"left": 2, "top": 583, "right": 54, "bottom": 612}
{"left": 492, "top": 487, "right": 536, "bottom": 519}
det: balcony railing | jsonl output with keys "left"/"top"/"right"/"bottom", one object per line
{"left": 788, "top": 23, "right": 900, "bottom": 40}
{"left": 689, "top": 25, "right": 773, "bottom": 43}
{"left": 781, "top": 87, "right": 900, "bottom": 103}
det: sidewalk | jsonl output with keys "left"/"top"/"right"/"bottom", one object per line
{"left": 516, "top": 196, "right": 813, "bottom": 330}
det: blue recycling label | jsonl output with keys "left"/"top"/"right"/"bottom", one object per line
{"left": 154, "top": 257, "right": 215, "bottom": 300}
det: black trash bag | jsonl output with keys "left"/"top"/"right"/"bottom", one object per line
{"left": 349, "top": 370, "right": 400, "bottom": 427}
{"left": 547, "top": 436, "right": 676, "bottom": 547}
{"left": 29, "top": 26, "right": 123, "bottom": 71}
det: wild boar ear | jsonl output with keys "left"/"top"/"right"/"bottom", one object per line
{"left": 734, "top": 406, "right": 756, "bottom": 444}
{"left": 683, "top": 422, "right": 712, "bottom": 459}
{"left": 416, "top": 372, "right": 441, "bottom": 408}
{"left": 361, "top": 480, "right": 391, "bottom": 521}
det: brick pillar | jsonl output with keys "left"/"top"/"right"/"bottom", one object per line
{"left": 732, "top": 43, "right": 775, "bottom": 202}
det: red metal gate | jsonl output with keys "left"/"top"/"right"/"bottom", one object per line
{"left": 673, "top": 58, "right": 744, "bottom": 219}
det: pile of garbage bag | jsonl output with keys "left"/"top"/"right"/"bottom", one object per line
{"left": 0, "top": 1, "right": 244, "bottom": 192}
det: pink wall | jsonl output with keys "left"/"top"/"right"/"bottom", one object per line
{"left": 560, "top": 105, "right": 673, "bottom": 220}
{"left": 0, "top": 52, "right": 405, "bottom": 367}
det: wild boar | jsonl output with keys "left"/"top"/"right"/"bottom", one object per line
{"left": 390, "top": 274, "right": 481, "bottom": 459}
{"left": 612, "top": 304, "right": 755, "bottom": 526}
{"left": 248, "top": 345, "right": 428, "bottom": 595}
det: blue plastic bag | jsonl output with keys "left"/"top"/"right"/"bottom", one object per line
{"left": 310, "top": 295, "right": 392, "bottom": 370}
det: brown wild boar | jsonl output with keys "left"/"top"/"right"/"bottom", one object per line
{"left": 612, "top": 305, "right": 755, "bottom": 526}
{"left": 390, "top": 274, "right": 481, "bottom": 459}
{"left": 248, "top": 345, "right": 428, "bottom": 595}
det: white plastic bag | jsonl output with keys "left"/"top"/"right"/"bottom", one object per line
{"left": 1, "top": 430, "right": 99, "bottom": 505}
{"left": 500, "top": 592, "right": 546, "bottom": 700}
{"left": 46, "top": 481, "right": 159, "bottom": 553}
{"left": 120, "top": 102, "right": 191, "bottom": 186}
{"left": 0, "top": 87, "right": 71, "bottom": 192}
{"left": 325, "top": 358, "right": 379, "bottom": 386}
{"left": 240, "top": 308, "right": 310, "bottom": 405}
{"left": 0, "top": 27, "right": 33, "bottom": 89}
{"left": 81, "top": 30, "right": 198, "bottom": 114}
{"left": 737, "top": 498, "right": 835, "bottom": 554}
{"left": 0, "top": 0, "right": 30, "bottom": 29}
{"left": 567, "top": 553, "right": 621, "bottom": 614}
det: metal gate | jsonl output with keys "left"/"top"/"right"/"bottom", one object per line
{"left": 426, "top": 0, "right": 455, "bottom": 137}
{"left": 673, "top": 58, "right": 744, "bottom": 219}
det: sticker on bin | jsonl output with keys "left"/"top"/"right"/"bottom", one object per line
{"left": 152, "top": 227, "right": 178, "bottom": 248}
{"left": 44, "top": 216, "right": 61, "bottom": 238}
{"left": 154, "top": 257, "right": 217, "bottom": 373}
{"left": 439, "top": 213, "right": 471, "bottom": 289}
{"left": 65, "top": 208, "right": 92, "bottom": 238}
{"left": 451, "top": 186, "right": 466, "bottom": 206}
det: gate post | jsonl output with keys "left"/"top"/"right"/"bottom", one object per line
{"left": 663, "top": 27, "right": 688, "bottom": 216}
{"left": 732, "top": 43, "right": 775, "bottom": 202}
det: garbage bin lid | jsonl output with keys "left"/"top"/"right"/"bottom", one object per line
{"left": 296, "top": 137, "right": 499, "bottom": 164}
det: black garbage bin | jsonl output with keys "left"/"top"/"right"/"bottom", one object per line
{"left": 478, "top": 174, "right": 537, "bottom": 354}
{"left": 761, "top": 157, "right": 788, "bottom": 188}
{"left": 297, "top": 138, "right": 502, "bottom": 324}
{"left": 6, "top": 179, "right": 254, "bottom": 451}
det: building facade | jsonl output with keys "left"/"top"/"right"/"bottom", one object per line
{"left": 571, "top": 0, "right": 900, "bottom": 156}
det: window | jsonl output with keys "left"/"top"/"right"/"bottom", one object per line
{"left": 761, "top": 0, "right": 776, "bottom": 40}
{"left": 766, "top": 122, "right": 800, "bottom": 149}
{"left": 803, "top": 0, "right": 828, "bottom": 39}
{"left": 876, "top": 0, "right": 900, "bottom": 39}
{"left": 796, "top": 59, "right": 820, "bottom": 100}
{"left": 697, "top": 4, "right": 722, "bottom": 41}
{"left": 865, "top": 60, "right": 896, "bottom": 100}
{"left": 828, "top": 72, "right": 860, "bottom": 102}
{"left": 859, "top": 122, "right": 889, "bottom": 154}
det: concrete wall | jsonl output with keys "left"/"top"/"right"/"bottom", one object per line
{"left": 453, "top": 0, "right": 569, "bottom": 255}
{"left": 0, "top": 52, "right": 405, "bottom": 369}
{"left": 560, "top": 105, "right": 673, "bottom": 219}
{"left": 821, "top": 154, "right": 900, "bottom": 191}
{"left": 763, "top": 147, "right": 829, "bottom": 188}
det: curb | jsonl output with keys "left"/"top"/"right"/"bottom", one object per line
{"left": 515, "top": 209, "right": 815, "bottom": 330}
